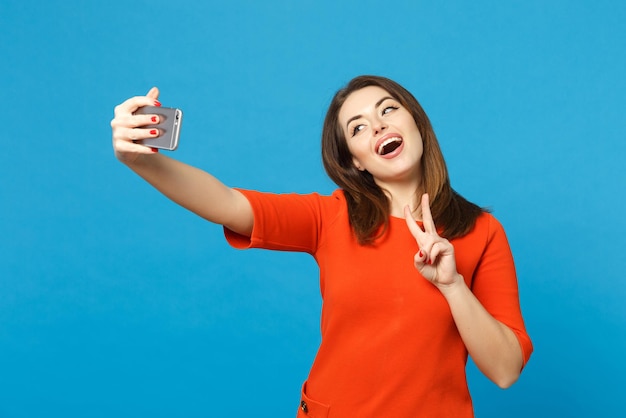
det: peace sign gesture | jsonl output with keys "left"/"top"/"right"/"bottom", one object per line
{"left": 404, "top": 194, "right": 464, "bottom": 290}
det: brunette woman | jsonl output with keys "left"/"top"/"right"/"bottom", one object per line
{"left": 111, "top": 75, "right": 532, "bottom": 417}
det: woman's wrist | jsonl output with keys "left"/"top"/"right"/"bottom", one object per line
{"left": 437, "top": 274, "right": 467, "bottom": 298}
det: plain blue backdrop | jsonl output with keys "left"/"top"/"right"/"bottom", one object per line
{"left": 1, "top": 0, "right": 624, "bottom": 416}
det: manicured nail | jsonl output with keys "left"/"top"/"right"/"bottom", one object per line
{"left": 151, "top": 148, "right": 159, "bottom": 153}
{"left": 151, "top": 116, "right": 158, "bottom": 123}
{"left": 150, "top": 129, "right": 157, "bottom": 135}
{"left": 154, "top": 100, "right": 161, "bottom": 107}
{"left": 418, "top": 250, "right": 424, "bottom": 258}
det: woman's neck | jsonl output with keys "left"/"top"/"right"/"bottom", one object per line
{"left": 378, "top": 180, "right": 423, "bottom": 219}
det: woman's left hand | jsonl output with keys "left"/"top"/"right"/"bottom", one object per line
{"left": 404, "top": 194, "right": 463, "bottom": 289}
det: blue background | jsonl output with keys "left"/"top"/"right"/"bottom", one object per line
{"left": 1, "top": 0, "right": 624, "bottom": 416}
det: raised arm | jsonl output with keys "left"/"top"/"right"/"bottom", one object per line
{"left": 110, "top": 88, "right": 253, "bottom": 236}
{"left": 404, "top": 194, "right": 524, "bottom": 388}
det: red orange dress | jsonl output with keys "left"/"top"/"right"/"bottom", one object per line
{"left": 225, "top": 189, "right": 533, "bottom": 418}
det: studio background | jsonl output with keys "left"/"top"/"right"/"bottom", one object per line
{"left": 1, "top": 1, "right": 624, "bottom": 416}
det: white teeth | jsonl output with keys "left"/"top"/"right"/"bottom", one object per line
{"left": 377, "top": 137, "right": 402, "bottom": 155}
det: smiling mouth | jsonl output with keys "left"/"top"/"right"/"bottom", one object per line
{"left": 377, "top": 137, "right": 403, "bottom": 155}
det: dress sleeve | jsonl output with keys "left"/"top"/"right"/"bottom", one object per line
{"left": 223, "top": 189, "right": 340, "bottom": 254}
{"left": 471, "top": 215, "right": 534, "bottom": 367}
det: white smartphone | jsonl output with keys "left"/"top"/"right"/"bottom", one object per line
{"left": 133, "top": 106, "right": 183, "bottom": 151}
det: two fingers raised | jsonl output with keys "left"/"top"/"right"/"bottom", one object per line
{"left": 403, "top": 194, "right": 443, "bottom": 265}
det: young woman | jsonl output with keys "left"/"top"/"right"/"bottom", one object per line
{"left": 111, "top": 75, "right": 532, "bottom": 417}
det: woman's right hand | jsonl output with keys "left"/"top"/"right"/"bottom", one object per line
{"left": 110, "top": 87, "right": 163, "bottom": 164}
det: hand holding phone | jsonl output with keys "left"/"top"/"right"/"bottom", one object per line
{"left": 133, "top": 106, "right": 183, "bottom": 151}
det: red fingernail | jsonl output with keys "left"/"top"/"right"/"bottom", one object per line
{"left": 150, "top": 129, "right": 157, "bottom": 135}
{"left": 151, "top": 116, "right": 157, "bottom": 123}
{"left": 418, "top": 250, "right": 424, "bottom": 258}
{"left": 154, "top": 100, "right": 161, "bottom": 107}
{"left": 151, "top": 148, "right": 159, "bottom": 153}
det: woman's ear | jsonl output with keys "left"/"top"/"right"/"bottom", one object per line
{"left": 352, "top": 157, "right": 365, "bottom": 171}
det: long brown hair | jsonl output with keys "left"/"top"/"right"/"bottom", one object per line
{"left": 321, "top": 75, "right": 483, "bottom": 244}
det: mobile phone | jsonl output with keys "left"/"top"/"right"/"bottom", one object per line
{"left": 133, "top": 106, "right": 183, "bottom": 151}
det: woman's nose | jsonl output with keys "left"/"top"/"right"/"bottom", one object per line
{"left": 372, "top": 119, "right": 387, "bottom": 135}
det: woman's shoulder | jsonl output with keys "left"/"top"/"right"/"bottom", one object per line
{"left": 236, "top": 187, "right": 347, "bottom": 217}
{"left": 330, "top": 188, "right": 347, "bottom": 202}
{"left": 460, "top": 210, "right": 510, "bottom": 245}
{"left": 451, "top": 211, "right": 514, "bottom": 272}
{"left": 477, "top": 211, "right": 508, "bottom": 232}
{"left": 316, "top": 188, "right": 348, "bottom": 217}
{"left": 297, "top": 188, "right": 347, "bottom": 207}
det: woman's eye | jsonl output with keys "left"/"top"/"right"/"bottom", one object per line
{"left": 382, "top": 105, "right": 399, "bottom": 115}
{"left": 352, "top": 124, "right": 365, "bottom": 136}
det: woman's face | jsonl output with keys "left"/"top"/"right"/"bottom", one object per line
{"left": 338, "top": 86, "right": 423, "bottom": 186}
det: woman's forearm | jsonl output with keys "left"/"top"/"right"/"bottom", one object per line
{"left": 441, "top": 278, "right": 524, "bottom": 388}
{"left": 125, "top": 153, "right": 253, "bottom": 236}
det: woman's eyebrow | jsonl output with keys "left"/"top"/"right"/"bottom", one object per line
{"left": 345, "top": 96, "right": 395, "bottom": 129}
